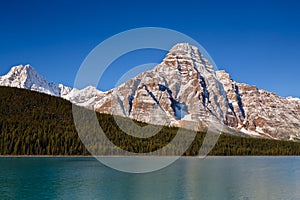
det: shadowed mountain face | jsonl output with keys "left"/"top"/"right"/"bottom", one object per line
{"left": 1, "top": 43, "right": 299, "bottom": 140}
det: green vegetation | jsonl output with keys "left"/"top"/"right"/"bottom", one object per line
{"left": 0, "top": 86, "right": 300, "bottom": 156}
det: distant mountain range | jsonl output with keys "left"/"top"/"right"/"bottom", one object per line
{"left": 1, "top": 43, "right": 299, "bottom": 141}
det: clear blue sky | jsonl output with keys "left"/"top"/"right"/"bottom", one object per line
{"left": 0, "top": 0, "right": 299, "bottom": 97}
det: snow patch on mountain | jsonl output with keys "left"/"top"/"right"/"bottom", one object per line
{"left": 63, "top": 86, "right": 106, "bottom": 109}
{"left": 0, "top": 64, "right": 62, "bottom": 96}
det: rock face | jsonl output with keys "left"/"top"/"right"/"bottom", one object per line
{"left": 1, "top": 43, "right": 299, "bottom": 140}
{"left": 217, "top": 70, "right": 300, "bottom": 140}
{"left": 94, "top": 43, "right": 229, "bottom": 130}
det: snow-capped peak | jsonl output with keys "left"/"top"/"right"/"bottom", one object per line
{"left": 165, "top": 43, "right": 201, "bottom": 62}
{"left": 0, "top": 64, "right": 107, "bottom": 109}
{"left": 0, "top": 64, "right": 64, "bottom": 96}
{"left": 169, "top": 43, "right": 197, "bottom": 53}
{"left": 1, "top": 43, "right": 300, "bottom": 141}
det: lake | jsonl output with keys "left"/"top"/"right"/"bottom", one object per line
{"left": 0, "top": 157, "right": 299, "bottom": 199}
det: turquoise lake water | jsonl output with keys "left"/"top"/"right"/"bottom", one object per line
{"left": 0, "top": 157, "right": 299, "bottom": 199}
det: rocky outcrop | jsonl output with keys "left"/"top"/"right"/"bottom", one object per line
{"left": 217, "top": 70, "right": 300, "bottom": 140}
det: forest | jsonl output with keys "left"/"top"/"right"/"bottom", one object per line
{"left": 0, "top": 86, "right": 300, "bottom": 156}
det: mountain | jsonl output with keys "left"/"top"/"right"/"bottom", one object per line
{"left": 62, "top": 86, "right": 106, "bottom": 109}
{"left": 1, "top": 43, "right": 299, "bottom": 141}
{"left": 0, "top": 64, "right": 105, "bottom": 109}
{"left": 0, "top": 64, "right": 71, "bottom": 96}
{"left": 2, "top": 86, "right": 300, "bottom": 156}
{"left": 94, "top": 43, "right": 228, "bottom": 130}
{"left": 217, "top": 70, "right": 300, "bottom": 140}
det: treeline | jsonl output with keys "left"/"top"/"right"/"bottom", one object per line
{"left": 0, "top": 86, "right": 300, "bottom": 156}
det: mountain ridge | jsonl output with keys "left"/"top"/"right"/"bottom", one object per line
{"left": 2, "top": 85, "right": 300, "bottom": 156}
{"left": 1, "top": 43, "right": 299, "bottom": 141}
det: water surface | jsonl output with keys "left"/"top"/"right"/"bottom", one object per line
{"left": 0, "top": 157, "right": 299, "bottom": 199}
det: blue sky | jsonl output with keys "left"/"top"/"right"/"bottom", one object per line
{"left": 0, "top": 0, "right": 299, "bottom": 97}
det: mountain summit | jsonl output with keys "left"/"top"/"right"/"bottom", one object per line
{"left": 1, "top": 43, "right": 299, "bottom": 140}
{"left": 94, "top": 43, "right": 228, "bottom": 129}
{"left": 0, "top": 64, "right": 69, "bottom": 96}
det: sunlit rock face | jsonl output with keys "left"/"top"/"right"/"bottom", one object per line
{"left": 217, "top": 70, "right": 300, "bottom": 140}
{"left": 94, "top": 43, "right": 229, "bottom": 129}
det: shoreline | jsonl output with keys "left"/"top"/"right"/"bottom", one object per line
{"left": 0, "top": 155, "right": 299, "bottom": 158}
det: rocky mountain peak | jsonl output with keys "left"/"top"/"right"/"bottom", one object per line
{"left": 163, "top": 43, "right": 214, "bottom": 71}
{"left": 168, "top": 43, "right": 198, "bottom": 56}
{"left": 1, "top": 64, "right": 43, "bottom": 87}
{"left": 5, "top": 64, "right": 36, "bottom": 80}
{"left": 94, "top": 43, "right": 229, "bottom": 129}
{"left": 1, "top": 43, "right": 299, "bottom": 141}
{"left": 0, "top": 64, "right": 65, "bottom": 96}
